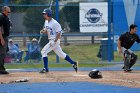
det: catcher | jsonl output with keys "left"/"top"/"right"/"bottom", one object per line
{"left": 117, "top": 24, "right": 140, "bottom": 72}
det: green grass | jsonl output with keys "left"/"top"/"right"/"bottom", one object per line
{"left": 5, "top": 44, "right": 140, "bottom": 69}
{"left": 5, "top": 63, "right": 112, "bottom": 69}
{"left": 23, "top": 44, "right": 102, "bottom": 63}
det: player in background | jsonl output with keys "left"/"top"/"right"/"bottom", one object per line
{"left": 39, "top": 8, "right": 78, "bottom": 73}
{"left": 117, "top": 24, "right": 140, "bottom": 72}
{"left": 0, "top": 6, "right": 11, "bottom": 74}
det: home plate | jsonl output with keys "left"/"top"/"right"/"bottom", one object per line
{"left": 73, "top": 74, "right": 88, "bottom": 77}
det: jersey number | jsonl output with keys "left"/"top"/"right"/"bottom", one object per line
{"left": 50, "top": 30, "right": 53, "bottom": 35}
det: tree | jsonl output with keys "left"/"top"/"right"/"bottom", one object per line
{"left": 13, "top": 0, "right": 52, "bottom": 47}
{"left": 59, "top": 2, "right": 79, "bottom": 32}
{"left": 23, "top": 7, "right": 44, "bottom": 33}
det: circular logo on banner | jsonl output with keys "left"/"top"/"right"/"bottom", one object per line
{"left": 85, "top": 8, "right": 102, "bottom": 23}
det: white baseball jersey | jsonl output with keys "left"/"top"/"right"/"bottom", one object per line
{"left": 41, "top": 18, "right": 66, "bottom": 59}
{"left": 43, "top": 18, "right": 62, "bottom": 39}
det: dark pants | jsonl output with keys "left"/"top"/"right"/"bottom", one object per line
{"left": 0, "top": 37, "right": 8, "bottom": 71}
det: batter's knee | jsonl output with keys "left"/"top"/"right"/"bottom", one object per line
{"left": 41, "top": 49, "right": 44, "bottom": 55}
{"left": 41, "top": 49, "right": 47, "bottom": 57}
{"left": 56, "top": 52, "right": 66, "bottom": 59}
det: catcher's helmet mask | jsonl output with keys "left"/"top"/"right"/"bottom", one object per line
{"left": 88, "top": 69, "right": 102, "bottom": 79}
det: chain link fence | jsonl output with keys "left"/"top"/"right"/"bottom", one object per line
{"left": 1, "top": 0, "right": 132, "bottom": 64}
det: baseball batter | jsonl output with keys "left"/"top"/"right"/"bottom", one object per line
{"left": 40, "top": 8, "right": 78, "bottom": 73}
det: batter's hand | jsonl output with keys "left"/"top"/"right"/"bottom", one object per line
{"left": 50, "top": 40, "right": 56, "bottom": 47}
{"left": 40, "top": 30, "right": 44, "bottom": 34}
{"left": 40, "top": 29, "right": 48, "bottom": 34}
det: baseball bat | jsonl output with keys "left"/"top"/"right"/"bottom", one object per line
{"left": 38, "top": 0, "right": 53, "bottom": 44}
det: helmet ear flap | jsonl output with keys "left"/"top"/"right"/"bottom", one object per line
{"left": 88, "top": 69, "right": 102, "bottom": 79}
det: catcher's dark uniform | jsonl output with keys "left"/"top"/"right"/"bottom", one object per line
{"left": 119, "top": 32, "right": 140, "bottom": 49}
{"left": 0, "top": 13, "right": 10, "bottom": 74}
{"left": 119, "top": 32, "right": 140, "bottom": 71}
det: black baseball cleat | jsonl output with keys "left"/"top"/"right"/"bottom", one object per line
{"left": 124, "top": 69, "right": 132, "bottom": 72}
{"left": 40, "top": 68, "right": 49, "bottom": 73}
{"left": 0, "top": 70, "right": 9, "bottom": 74}
{"left": 73, "top": 61, "right": 78, "bottom": 72}
{"left": 122, "top": 67, "right": 133, "bottom": 71}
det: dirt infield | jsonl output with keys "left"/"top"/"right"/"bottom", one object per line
{"left": 0, "top": 71, "right": 140, "bottom": 88}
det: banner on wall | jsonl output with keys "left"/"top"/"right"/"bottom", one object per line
{"left": 79, "top": 2, "right": 108, "bottom": 32}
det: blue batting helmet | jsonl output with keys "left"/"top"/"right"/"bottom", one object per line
{"left": 42, "top": 8, "right": 52, "bottom": 17}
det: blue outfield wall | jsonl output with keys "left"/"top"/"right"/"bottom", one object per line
{"left": 113, "top": 0, "right": 140, "bottom": 51}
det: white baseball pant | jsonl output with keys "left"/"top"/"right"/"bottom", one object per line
{"left": 41, "top": 39, "right": 66, "bottom": 59}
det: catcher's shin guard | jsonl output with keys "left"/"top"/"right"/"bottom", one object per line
{"left": 129, "top": 53, "right": 137, "bottom": 69}
{"left": 124, "top": 50, "right": 131, "bottom": 70}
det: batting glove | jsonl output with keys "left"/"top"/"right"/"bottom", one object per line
{"left": 40, "top": 30, "right": 44, "bottom": 34}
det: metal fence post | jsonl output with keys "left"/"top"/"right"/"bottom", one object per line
{"left": 108, "top": 0, "right": 112, "bottom": 62}
{"left": 55, "top": 0, "right": 59, "bottom": 63}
